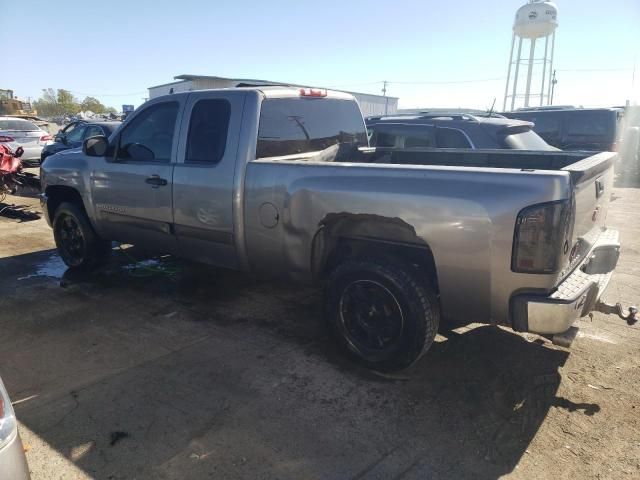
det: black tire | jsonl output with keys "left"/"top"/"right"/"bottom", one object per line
{"left": 325, "top": 257, "right": 440, "bottom": 371}
{"left": 52, "top": 202, "right": 111, "bottom": 269}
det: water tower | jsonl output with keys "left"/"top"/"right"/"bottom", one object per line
{"left": 503, "top": 1, "right": 558, "bottom": 111}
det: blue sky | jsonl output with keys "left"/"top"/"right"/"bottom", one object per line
{"left": 3, "top": 0, "right": 639, "bottom": 111}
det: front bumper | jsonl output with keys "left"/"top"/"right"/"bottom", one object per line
{"left": 512, "top": 229, "right": 620, "bottom": 335}
{"left": 40, "top": 193, "right": 52, "bottom": 227}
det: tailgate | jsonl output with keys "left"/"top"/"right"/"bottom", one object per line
{"left": 559, "top": 151, "right": 617, "bottom": 277}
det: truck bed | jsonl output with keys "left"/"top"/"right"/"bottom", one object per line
{"left": 359, "top": 147, "right": 602, "bottom": 171}
{"left": 249, "top": 147, "right": 616, "bottom": 327}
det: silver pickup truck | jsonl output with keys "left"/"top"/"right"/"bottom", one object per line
{"left": 40, "top": 86, "right": 632, "bottom": 371}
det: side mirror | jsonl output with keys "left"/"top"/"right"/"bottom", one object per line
{"left": 55, "top": 133, "right": 67, "bottom": 144}
{"left": 14, "top": 146, "right": 24, "bottom": 158}
{"left": 83, "top": 136, "right": 109, "bottom": 157}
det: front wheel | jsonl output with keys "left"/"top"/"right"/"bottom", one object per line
{"left": 324, "top": 257, "right": 440, "bottom": 371}
{"left": 53, "top": 202, "right": 111, "bottom": 269}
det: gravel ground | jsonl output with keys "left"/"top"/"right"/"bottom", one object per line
{"left": 0, "top": 167, "right": 638, "bottom": 480}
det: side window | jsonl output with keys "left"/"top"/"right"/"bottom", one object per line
{"left": 117, "top": 101, "right": 179, "bottom": 162}
{"left": 402, "top": 126, "right": 434, "bottom": 148}
{"left": 566, "top": 112, "right": 610, "bottom": 136}
{"left": 185, "top": 99, "right": 231, "bottom": 164}
{"left": 84, "top": 126, "right": 104, "bottom": 139}
{"left": 66, "top": 125, "right": 86, "bottom": 143}
{"left": 371, "top": 125, "right": 434, "bottom": 148}
{"left": 374, "top": 130, "right": 399, "bottom": 147}
{"left": 63, "top": 122, "right": 83, "bottom": 134}
{"left": 436, "top": 128, "right": 472, "bottom": 148}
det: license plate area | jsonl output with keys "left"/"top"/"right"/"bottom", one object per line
{"left": 582, "top": 245, "right": 620, "bottom": 274}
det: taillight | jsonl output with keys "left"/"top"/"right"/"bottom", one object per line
{"left": 299, "top": 88, "right": 327, "bottom": 97}
{"left": 512, "top": 200, "right": 572, "bottom": 273}
{"left": 40, "top": 135, "right": 53, "bottom": 142}
{"left": 0, "top": 379, "right": 17, "bottom": 449}
{"left": 0, "top": 136, "right": 15, "bottom": 142}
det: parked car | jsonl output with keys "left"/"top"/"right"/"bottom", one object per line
{"left": 0, "top": 376, "right": 30, "bottom": 479}
{"left": 366, "top": 113, "right": 557, "bottom": 150}
{"left": 0, "top": 117, "right": 52, "bottom": 165}
{"left": 2, "top": 115, "right": 49, "bottom": 132}
{"left": 502, "top": 107, "right": 623, "bottom": 152}
{"left": 41, "top": 87, "right": 628, "bottom": 371}
{"left": 41, "top": 121, "right": 121, "bottom": 163}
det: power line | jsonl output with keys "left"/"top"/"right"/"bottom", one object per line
{"left": 388, "top": 76, "right": 505, "bottom": 85}
{"left": 329, "top": 77, "right": 506, "bottom": 89}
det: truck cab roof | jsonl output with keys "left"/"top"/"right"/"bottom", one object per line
{"left": 157, "top": 86, "right": 356, "bottom": 102}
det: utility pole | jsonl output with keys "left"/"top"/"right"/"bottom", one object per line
{"left": 550, "top": 70, "right": 557, "bottom": 105}
{"left": 382, "top": 80, "right": 388, "bottom": 115}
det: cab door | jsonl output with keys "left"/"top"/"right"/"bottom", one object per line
{"left": 90, "top": 98, "right": 184, "bottom": 252}
{"left": 172, "top": 90, "right": 245, "bottom": 268}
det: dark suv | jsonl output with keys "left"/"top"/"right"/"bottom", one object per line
{"left": 41, "top": 121, "right": 121, "bottom": 163}
{"left": 502, "top": 107, "right": 622, "bottom": 151}
{"left": 366, "top": 113, "right": 557, "bottom": 151}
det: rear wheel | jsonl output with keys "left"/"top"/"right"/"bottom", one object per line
{"left": 53, "top": 202, "right": 111, "bottom": 269}
{"left": 325, "top": 257, "right": 440, "bottom": 371}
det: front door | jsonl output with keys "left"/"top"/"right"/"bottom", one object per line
{"left": 172, "top": 90, "right": 245, "bottom": 268}
{"left": 90, "top": 99, "right": 183, "bottom": 252}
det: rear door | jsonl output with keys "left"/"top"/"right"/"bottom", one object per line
{"left": 90, "top": 98, "right": 184, "bottom": 251}
{"left": 172, "top": 90, "right": 245, "bottom": 268}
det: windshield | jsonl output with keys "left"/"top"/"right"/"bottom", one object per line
{"left": 257, "top": 98, "right": 368, "bottom": 158}
{"left": 0, "top": 119, "right": 39, "bottom": 131}
{"left": 501, "top": 129, "right": 556, "bottom": 150}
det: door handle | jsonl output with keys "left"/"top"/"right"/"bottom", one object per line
{"left": 145, "top": 175, "right": 168, "bottom": 187}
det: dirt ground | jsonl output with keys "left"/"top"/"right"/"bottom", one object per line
{"left": 0, "top": 167, "right": 639, "bottom": 479}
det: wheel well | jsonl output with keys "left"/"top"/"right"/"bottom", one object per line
{"left": 319, "top": 237, "right": 439, "bottom": 294}
{"left": 45, "top": 186, "right": 86, "bottom": 220}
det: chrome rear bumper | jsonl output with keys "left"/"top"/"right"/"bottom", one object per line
{"left": 512, "top": 229, "right": 619, "bottom": 335}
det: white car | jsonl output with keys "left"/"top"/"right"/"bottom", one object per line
{"left": 0, "top": 117, "right": 52, "bottom": 164}
{"left": 0, "top": 376, "right": 30, "bottom": 479}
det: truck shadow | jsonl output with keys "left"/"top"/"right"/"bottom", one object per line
{"left": 3, "top": 249, "right": 598, "bottom": 479}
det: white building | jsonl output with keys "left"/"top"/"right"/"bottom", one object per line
{"left": 148, "top": 74, "right": 398, "bottom": 117}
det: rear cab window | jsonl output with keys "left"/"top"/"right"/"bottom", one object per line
{"left": 256, "top": 98, "right": 367, "bottom": 158}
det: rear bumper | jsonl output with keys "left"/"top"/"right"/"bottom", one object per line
{"left": 512, "top": 229, "right": 619, "bottom": 335}
{"left": 20, "top": 145, "right": 44, "bottom": 161}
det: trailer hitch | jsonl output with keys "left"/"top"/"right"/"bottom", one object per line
{"left": 594, "top": 300, "right": 638, "bottom": 326}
